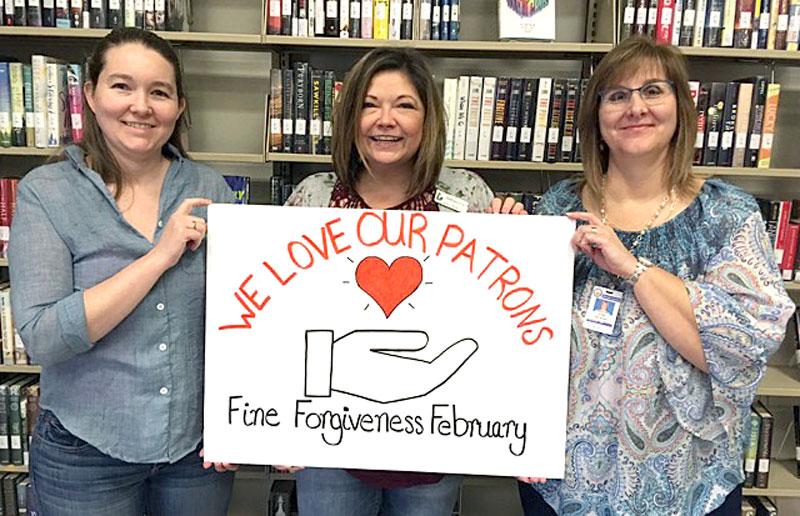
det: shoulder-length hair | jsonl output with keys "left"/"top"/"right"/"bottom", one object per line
{"left": 578, "top": 36, "right": 698, "bottom": 200}
{"left": 332, "top": 47, "right": 445, "bottom": 198}
{"left": 74, "top": 27, "right": 187, "bottom": 199}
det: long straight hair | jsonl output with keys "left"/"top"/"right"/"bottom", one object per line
{"left": 76, "top": 28, "right": 187, "bottom": 199}
{"left": 332, "top": 48, "right": 445, "bottom": 198}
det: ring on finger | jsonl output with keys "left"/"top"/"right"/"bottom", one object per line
{"left": 192, "top": 220, "right": 197, "bottom": 230}
{"left": 589, "top": 225, "right": 598, "bottom": 233}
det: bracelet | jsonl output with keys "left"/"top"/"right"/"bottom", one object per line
{"left": 627, "top": 257, "right": 655, "bottom": 286}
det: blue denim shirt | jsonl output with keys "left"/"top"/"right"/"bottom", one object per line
{"left": 9, "top": 144, "right": 235, "bottom": 464}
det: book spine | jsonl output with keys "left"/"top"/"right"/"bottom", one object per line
{"left": 788, "top": 0, "right": 800, "bottom": 49}
{"left": 9, "top": 63, "right": 25, "bottom": 147}
{"left": 656, "top": 0, "right": 675, "bottom": 42}
{"left": 309, "top": 70, "right": 322, "bottom": 154}
{"left": 8, "top": 385, "right": 23, "bottom": 465}
{"left": 154, "top": 0, "right": 164, "bottom": 29}
{"left": 635, "top": 0, "right": 649, "bottom": 33}
{"left": 757, "top": 82, "right": 779, "bottom": 168}
{"left": 774, "top": 200, "right": 791, "bottom": 263}
{"left": 781, "top": 223, "right": 799, "bottom": 280}
{"left": 452, "top": 75, "right": 469, "bottom": 161}
{"left": 89, "top": 0, "right": 105, "bottom": 27}
{"left": 420, "top": 0, "right": 432, "bottom": 39}
{"left": 144, "top": 0, "right": 154, "bottom": 29}
{"left": 22, "top": 65, "right": 34, "bottom": 147}
{"left": 388, "top": 0, "right": 400, "bottom": 39}
{"left": 447, "top": 0, "right": 457, "bottom": 39}
{"left": 281, "top": 68, "right": 293, "bottom": 153}
{"left": 123, "top": 0, "right": 135, "bottom": 26}
{"left": 672, "top": 0, "right": 684, "bottom": 43}
{"left": 757, "top": 0, "right": 770, "bottom": 47}
{"left": 731, "top": 81, "right": 752, "bottom": 167}
{"left": 767, "top": 0, "right": 779, "bottom": 47}
{"left": 545, "top": 79, "right": 565, "bottom": 163}
{"left": 14, "top": 0, "right": 26, "bottom": 25}
{"left": 339, "top": 0, "right": 350, "bottom": 37}
{"left": 559, "top": 79, "right": 578, "bottom": 163}
{"left": 701, "top": 82, "right": 725, "bottom": 165}
{"left": 516, "top": 79, "right": 536, "bottom": 161}
{"left": 400, "top": 0, "right": 412, "bottom": 38}
{"left": 705, "top": 0, "right": 725, "bottom": 45}
{"left": 26, "top": 0, "right": 42, "bottom": 26}
{"left": 0, "top": 63, "right": 10, "bottom": 148}
{"left": 281, "top": 0, "right": 292, "bottom": 34}
{"left": 476, "top": 77, "right": 496, "bottom": 161}
{"left": 0, "top": 180, "right": 8, "bottom": 258}
{"left": 680, "top": 0, "right": 696, "bottom": 44}
{"left": 746, "top": 76, "right": 766, "bottom": 167}
{"left": 0, "top": 384, "right": 9, "bottom": 463}
{"left": 647, "top": 0, "right": 659, "bottom": 36}
{"left": 66, "top": 64, "right": 83, "bottom": 143}
{"left": 373, "top": 0, "right": 388, "bottom": 38}
{"left": 531, "top": 77, "right": 551, "bottom": 162}
{"left": 268, "top": 0, "right": 281, "bottom": 34}
{"left": 42, "top": 0, "right": 54, "bottom": 25}
{"left": 443, "top": 77, "right": 458, "bottom": 159}
{"left": 290, "top": 0, "right": 298, "bottom": 36}
{"left": 503, "top": 78, "right": 523, "bottom": 161}
{"left": 269, "top": 69, "right": 283, "bottom": 153}
{"left": 45, "top": 63, "right": 59, "bottom": 148}
{"left": 440, "top": 0, "right": 449, "bottom": 39}
{"left": 621, "top": 0, "right": 636, "bottom": 39}
{"left": 108, "top": 0, "right": 122, "bottom": 26}
{"left": 717, "top": 82, "right": 738, "bottom": 166}
{"left": 322, "top": 70, "right": 334, "bottom": 154}
{"left": 307, "top": 0, "right": 316, "bottom": 36}
{"left": 463, "top": 76, "right": 483, "bottom": 161}
{"left": 134, "top": 0, "right": 143, "bottom": 28}
{"left": 721, "top": 0, "right": 737, "bottom": 44}
{"left": 489, "top": 77, "right": 508, "bottom": 161}
{"left": 693, "top": 83, "right": 710, "bottom": 165}
{"left": 292, "top": 63, "right": 309, "bottom": 154}
{"left": 55, "top": 0, "right": 69, "bottom": 26}
{"left": 349, "top": 0, "right": 361, "bottom": 37}
{"left": 692, "top": 0, "right": 707, "bottom": 44}
{"left": 572, "top": 78, "right": 588, "bottom": 162}
{"left": 31, "top": 56, "right": 49, "bottom": 148}
{"left": 776, "top": 0, "right": 791, "bottom": 47}
{"left": 795, "top": 405, "right": 800, "bottom": 476}
{"left": 361, "top": 0, "right": 372, "bottom": 37}
{"left": 734, "top": 0, "right": 756, "bottom": 46}
{"left": 744, "top": 407, "right": 761, "bottom": 488}
{"left": 754, "top": 401, "right": 774, "bottom": 488}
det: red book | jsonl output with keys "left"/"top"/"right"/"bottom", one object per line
{"left": 0, "top": 179, "right": 11, "bottom": 258}
{"left": 268, "top": 0, "right": 281, "bottom": 35}
{"left": 774, "top": 200, "right": 792, "bottom": 264}
{"left": 655, "top": 0, "right": 675, "bottom": 43}
{"left": 781, "top": 223, "right": 799, "bottom": 280}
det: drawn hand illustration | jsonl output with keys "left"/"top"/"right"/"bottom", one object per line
{"left": 305, "top": 330, "right": 478, "bottom": 404}
{"left": 355, "top": 257, "right": 422, "bottom": 318}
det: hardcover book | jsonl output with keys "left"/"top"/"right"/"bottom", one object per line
{"left": 498, "top": 0, "right": 555, "bottom": 40}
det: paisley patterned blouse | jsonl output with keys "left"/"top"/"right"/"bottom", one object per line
{"left": 533, "top": 177, "right": 794, "bottom": 516}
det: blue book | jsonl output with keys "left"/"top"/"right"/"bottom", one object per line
{"left": 440, "top": 0, "right": 450, "bottom": 40}
{"left": 0, "top": 63, "right": 12, "bottom": 148}
{"left": 449, "top": 0, "right": 459, "bottom": 40}
{"left": 223, "top": 175, "right": 251, "bottom": 205}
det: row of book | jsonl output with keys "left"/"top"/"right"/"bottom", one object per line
{"left": 269, "top": 173, "right": 296, "bottom": 206}
{"left": 443, "top": 76, "right": 587, "bottom": 163}
{"left": 266, "top": 0, "right": 461, "bottom": 40}
{"left": 0, "top": 58, "right": 85, "bottom": 149}
{"left": 0, "top": 284, "right": 29, "bottom": 366}
{"left": 268, "top": 64, "right": 343, "bottom": 156}
{"left": 0, "top": 472, "right": 34, "bottom": 516}
{"left": 1, "top": 0, "right": 189, "bottom": 31}
{"left": 744, "top": 399, "right": 774, "bottom": 489}
{"left": 0, "top": 377, "right": 38, "bottom": 467}
{"left": 693, "top": 77, "right": 779, "bottom": 168}
{"left": 620, "top": 0, "right": 800, "bottom": 50}
{"left": 759, "top": 199, "right": 800, "bottom": 281}
{"left": 741, "top": 496, "right": 778, "bottom": 515}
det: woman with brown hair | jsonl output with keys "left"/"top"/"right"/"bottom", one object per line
{"left": 285, "top": 47, "right": 522, "bottom": 516}
{"left": 9, "top": 28, "right": 236, "bottom": 515}
{"left": 519, "top": 36, "right": 794, "bottom": 515}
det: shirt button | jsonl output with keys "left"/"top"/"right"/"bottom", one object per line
{"left": 159, "top": 343, "right": 167, "bottom": 351}
{"left": 156, "top": 303, "right": 165, "bottom": 311}
{"left": 158, "top": 220, "right": 163, "bottom": 228}
{"left": 160, "top": 387, "right": 169, "bottom": 395}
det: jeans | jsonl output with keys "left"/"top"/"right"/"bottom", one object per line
{"left": 518, "top": 481, "right": 743, "bottom": 516}
{"left": 296, "top": 467, "right": 461, "bottom": 516}
{"left": 30, "top": 410, "right": 235, "bottom": 516}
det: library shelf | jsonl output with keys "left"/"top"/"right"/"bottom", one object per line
{"left": 679, "top": 46, "right": 800, "bottom": 64}
{"left": 0, "top": 27, "right": 262, "bottom": 49}
{"left": 0, "top": 465, "right": 28, "bottom": 474}
{"left": 0, "top": 148, "right": 264, "bottom": 164}
{"left": 757, "top": 366, "right": 800, "bottom": 397}
{"left": 743, "top": 460, "right": 800, "bottom": 497}
{"left": 0, "top": 365, "right": 41, "bottom": 374}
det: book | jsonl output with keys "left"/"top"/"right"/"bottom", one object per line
{"left": 781, "top": 223, "right": 799, "bottom": 279}
{"left": 388, "top": 0, "right": 401, "bottom": 39}
{"left": 66, "top": 63, "right": 83, "bottom": 143}
{"left": 14, "top": 0, "right": 26, "bottom": 25}
{"left": 716, "top": 81, "right": 738, "bottom": 166}
{"left": 134, "top": 0, "right": 144, "bottom": 28}
{"left": 694, "top": 81, "right": 709, "bottom": 164}
{"left": 55, "top": 0, "right": 69, "bottom": 26}
{"left": 647, "top": 0, "right": 659, "bottom": 37}
{"left": 745, "top": 76, "right": 767, "bottom": 167}
{"left": 281, "top": 68, "right": 293, "bottom": 153}
{"left": 89, "top": 0, "right": 105, "bottom": 28}
{"left": 756, "top": 0, "right": 771, "bottom": 47}
{"left": 0, "top": 63, "right": 11, "bottom": 148}
{"left": 2, "top": 472, "right": 20, "bottom": 515}
{"left": 721, "top": 0, "right": 737, "bottom": 45}
{"left": 464, "top": 76, "right": 483, "bottom": 161}
{"left": 339, "top": 0, "right": 350, "bottom": 37}
{"left": 349, "top": 0, "right": 361, "bottom": 37}
{"left": 621, "top": 0, "right": 636, "bottom": 38}
{"left": 489, "top": 77, "right": 508, "bottom": 161}
{"left": 572, "top": 78, "right": 588, "bottom": 162}
{"left": 452, "top": 75, "right": 469, "bottom": 160}
{"left": 419, "top": 0, "right": 431, "bottom": 39}
{"left": 559, "top": 78, "right": 578, "bottom": 162}
{"left": 42, "top": 0, "right": 54, "bottom": 25}
{"left": 0, "top": 285, "right": 13, "bottom": 361}
{"left": 704, "top": 0, "right": 725, "bottom": 46}
{"left": 531, "top": 76, "right": 551, "bottom": 162}
{"left": 476, "top": 77, "right": 496, "bottom": 161}
{"left": 751, "top": 496, "right": 778, "bottom": 516}
{"left": 734, "top": 0, "right": 756, "bottom": 46}
{"left": 322, "top": 70, "right": 334, "bottom": 154}
{"left": 31, "top": 55, "right": 54, "bottom": 147}
{"left": 440, "top": 0, "right": 449, "bottom": 39}
{"left": 22, "top": 64, "right": 34, "bottom": 147}
{"left": 25, "top": 383, "right": 39, "bottom": 453}
{"left": 767, "top": 0, "right": 779, "bottom": 48}
{"left": 744, "top": 407, "right": 761, "bottom": 488}
{"left": 516, "top": 78, "right": 536, "bottom": 161}
{"left": 731, "top": 80, "right": 752, "bottom": 167}
{"left": 498, "top": 0, "right": 556, "bottom": 40}
{"left": 757, "top": 82, "right": 779, "bottom": 168}
{"left": 401, "top": 0, "right": 412, "bottom": 38}
{"left": 154, "top": 0, "right": 164, "bottom": 29}
{"left": 223, "top": 176, "right": 251, "bottom": 204}
{"left": 775, "top": 0, "right": 791, "bottom": 48}
{"left": 788, "top": 0, "right": 800, "bottom": 49}
{"left": 309, "top": 70, "right": 322, "bottom": 155}
{"left": 753, "top": 399, "right": 774, "bottom": 489}
{"left": 45, "top": 62, "right": 69, "bottom": 148}
{"left": 503, "top": 77, "right": 523, "bottom": 161}
{"left": 545, "top": 78, "right": 565, "bottom": 163}
{"left": 773, "top": 200, "right": 791, "bottom": 264}
{"left": 692, "top": 0, "right": 708, "bottom": 45}
{"left": 361, "top": 0, "right": 372, "bottom": 37}
{"left": 373, "top": 0, "right": 389, "bottom": 38}
{"left": 267, "top": 0, "right": 280, "bottom": 34}
{"left": 655, "top": 0, "right": 675, "bottom": 43}
{"left": 636, "top": 0, "right": 649, "bottom": 33}
{"left": 26, "top": 0, "right": 42, "bottom": 26}
{"left": 680, "top": 0, "right": 696, "bottom": 43}
{"left": 269, "top": 479, "right": 295, "bottom": 516}
{"left": 672, "top": 0, "right": 684, "bottom": 44}
{"left": 269, "top": 69, "right": 282, "bottom": 153}
{"left": 701, "top": 82, "right": 726, "bottom": 166}
{"left": 8, "top": 376, "right": 35, "bottom": 465}
{"left": 292, "top": 62, "right": 309, "bottom": 154}
{"left": 448, "top": 0, "right": 457, "bottom": 38}
{"left": 0, "top": 374, "right": 16, "bottom": 463}
{"left": 443, "top": 77, "right": 458, "bottom": 159}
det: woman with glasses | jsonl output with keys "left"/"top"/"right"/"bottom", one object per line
{"left": 518, "top": 36, "right": 794, "bottom": 515}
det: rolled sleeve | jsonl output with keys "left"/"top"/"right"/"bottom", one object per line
{"left": 658, "top": 211, "right": 795, "bottom": 441}
{"left": 9, "top": 180, "right": 92, "bottom": 366}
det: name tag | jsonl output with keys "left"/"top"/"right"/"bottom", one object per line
{"left": 583, "top": 286, "right": 623, "bottom": 335}
{"left": 434, "top": 190, "right": 469, "bottom": 213}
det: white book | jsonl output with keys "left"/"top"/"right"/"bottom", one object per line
{"left": 443, "top": 77, "right": 459, "bottom": 159}
{"left": 9, "top": 63, "right": 25, "bottom": 144}
{"left": 477, "top": 77, "right": 497, "bottom": 161}
{"left": 389, "top": 0, "right": 402, "bottom": 39}
{"left": 316, "top": 0, "right": 325, "bottom": 35}
{"left": 671, "top": 0, "right": 683, "bottom": 45}
{"left": 32, "top": 55, "right": 59, "bottom": 148}
{"left": 464, "top": 76, "right": 483, "bottom": 161}
{"left": 307, "top": 0, "right": 315, "bottom": 36}
{"left": 452, "top": 76, "right": 470, "bottom": 161}
{"left": 721, "top": 0, "right": 736, "bottom": 46}
{"left": 531, "top": 77, "right": 551, "bottom": 162}
{"left": 0, "top": 288, "right": 14, "bottom": 364}
{"left": 124, "top": 0, "right": 134, "bottom": 26}
{"left": 693, "top": 0, "right": 707, "bottom": 46}
{"left": 340, "top": 0, "right": 350, "bottom": 37}
{"left": 46, "top": 63, "right": 69, "bottom": 148}
{"left": 418, "top": 0, "right": 431, "bottom": 39}
{"left": 361, "top": 0, "right": 373, "bottom": 37}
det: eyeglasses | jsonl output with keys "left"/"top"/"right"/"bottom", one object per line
{"left": 599, "top": 80, "right": 675, "bottom": 108}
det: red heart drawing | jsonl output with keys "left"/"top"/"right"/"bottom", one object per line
{"left": 355, "top": 256, "right": 423, "bottom": 318}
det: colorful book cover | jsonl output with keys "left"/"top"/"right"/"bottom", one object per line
{"left": 498, "top": 0, "right": 554, "bottom": 40}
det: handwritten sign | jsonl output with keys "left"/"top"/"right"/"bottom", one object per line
{"left": 203, "top": 205, "right": 575, "bottom": 478}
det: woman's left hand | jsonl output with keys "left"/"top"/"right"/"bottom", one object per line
{"left": 199, "top": 448, "right": 239, "bottom": 473}
{"left": 487, "top": 197, "right": 527, "bottom": 214}
{"left": 566, "top": 212, "right": 638, "bottom": 279}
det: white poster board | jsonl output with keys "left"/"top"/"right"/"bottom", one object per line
{"left": 203, "top": 205, "right": 575, "bottom": 478}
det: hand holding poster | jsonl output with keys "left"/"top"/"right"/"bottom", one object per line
{"left": 203, "top": 205, "right": 574, "bottom": 478}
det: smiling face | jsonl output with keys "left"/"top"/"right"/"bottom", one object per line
{"left": 598, "top": 65, "right": 677, "bottom": 162}
{"left": 84, "top": 43, "right": 185, "bottom": 164}
{"left": 357, "top": 70, "right": 425, "bottom": 175}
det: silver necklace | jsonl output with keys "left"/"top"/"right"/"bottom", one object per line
{"left": 599, "top": 175, "right": 676, "bottom": 254}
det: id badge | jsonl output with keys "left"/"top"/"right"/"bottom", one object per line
{"left": 583, "top": 286, "right": 623, "bottom": 335}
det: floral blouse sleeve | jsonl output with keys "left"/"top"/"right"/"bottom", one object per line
{"left": 659, "top": 206, "right": 795, "bottom": 442}
{"left": 284, "top": 172, "right": 337, "bottom": 208}
{"left": 435, "top": 167, "right": 494, "bottom": 213}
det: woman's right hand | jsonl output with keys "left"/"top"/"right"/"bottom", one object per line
{"left": 150, "top": 198, "right": 211, "bottom": 270}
